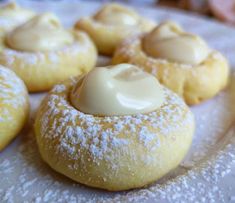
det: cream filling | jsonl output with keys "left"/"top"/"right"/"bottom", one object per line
{"left": 94, "top": 3, "right": 139, "bottom": 26}
{"left": 70, "top": 64, "right": 165, "bottom": 116}
{"left": 143, "top": 21, "right": 209, "bottom": 65}
{"left": 0, "top": 2, "right": 35, "bottom": 30}
{"left": 6, "top": 13, "right": 74, "bottom": 52}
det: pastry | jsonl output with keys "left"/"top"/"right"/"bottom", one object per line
{"left": 112, "top": 21, "right": 229, "bottom": 105}
{"left": 34, "top": 63, "right": 194, "bottom": 191}
{"left": 0, "top": 65, "right": 29, "bottom": 151}
{"left": 0, "top": 13, "right": 97, "bottom": 92}
{"left": 74, "top": 3, "right": 156, "bottom": 55}
{"left": 0, "top": 2, "right": 35, "bottom": 34}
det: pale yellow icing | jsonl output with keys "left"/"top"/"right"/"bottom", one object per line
{"left": 94, "top": 4, "right": 139, "bottom": 26}
{"left": 0, "top": 2, "right": 35, "bottom": 30}
{"left": 6, "top": 13, "right": 73, "bottom": 52}
{"left": 143, "top": 21, "right": 209, "bottom": 65}
{"left": 70, "top": 64, "right": 165, "bottom": 116}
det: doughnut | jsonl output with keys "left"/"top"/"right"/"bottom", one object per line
{"left": 34, "top": 64, "right": 194, "bottom": 191}
{"left": 0, "top": 65, "right": 29, "bottom": 151}
{"left": 112, "top": 21, "right": 229, "bottom": 105}
{"left": 74, "top": 3, "right": 156, "bottom": 55}
{"left": 0, "top": 13, "right": 97, "bottom": 92}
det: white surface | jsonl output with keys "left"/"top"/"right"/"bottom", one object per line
{"left": 0, "top": 1, "right": 235, "bottom": 202}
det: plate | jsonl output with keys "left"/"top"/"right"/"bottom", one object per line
{"left": 0, "top": 1, "right": 235, "bottom": 202}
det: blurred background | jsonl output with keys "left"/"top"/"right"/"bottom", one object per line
{"left": 1, "top": 0, "right": 234, "bottom": 26}
{"left": 78, "top": 0, "right": 235, "bottom": 26}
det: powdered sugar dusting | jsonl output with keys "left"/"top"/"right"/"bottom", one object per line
{"left": 114, "top": 35, "right": 224, "bottom": 75}
{"left": 0, "top": 66, "right": 27, "bottom": 111}
{"left": 0, "top": 40, "right": 90, "bottom": 67}
{"left": 0, "top": 108, "right": 234, "bottom": 202}
{"left": 37, "top": 80, "right": 193, "bottom": 168}
{"left": 1, "top": 1, "right": 235, "bottom": 202}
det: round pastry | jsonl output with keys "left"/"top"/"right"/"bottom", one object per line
{"left": 34, "top": 63, "right": 194, "bottom": 191}
{"left": 0, "top": 65, "right": 29, "bottom": 151}
{"left": 74, "top": 3, "right": 156, "bottom": 55}
{"left": 0, "top": 2, "right": 35, "bottom": 34}
{"left": 0, "top": 13, "right": 97, "bottom": 92}
{"left": 112, "top": 21, "right": 229, "bottom": 105}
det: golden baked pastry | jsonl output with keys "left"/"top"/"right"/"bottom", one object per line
{"left": 75, "top": 3, "right": 156, "bottom": 55}
{"left": 0, "top": 2, "right": 35, "bottom": 34}
{"left": 34, "top": 64, "right": 194, "bottom": 191}
{"left": 0, "top": 13, "right": 97, "bottom": 92}
{"left": 112, "top": 21, "right": 229, "bottom": 105}
{"left": 0, "top": 65, "right": 29, "bottom": 151}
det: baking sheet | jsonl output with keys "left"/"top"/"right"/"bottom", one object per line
{"left": 0, "top": 1, "right": 235, "bottom": 202}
